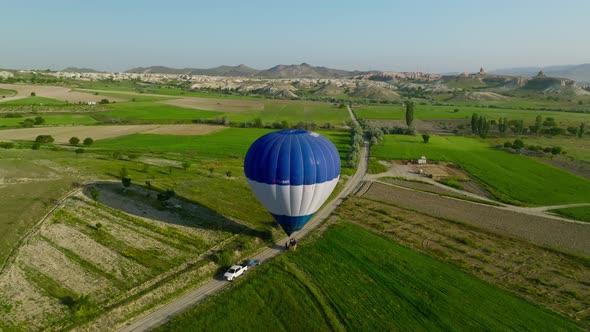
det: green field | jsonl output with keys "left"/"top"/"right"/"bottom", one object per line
{"left": 551, "top": 206, "right": 590, "bottom": 223}
{"left": 93, "top": 128, "right": 351, "bottom": 160}
{"left": 371, "top": 135, "right": 590, "bottom": 205}
{"left": 96, "top": 101, "right": 222, "bottom": 122}
{"left": 354, "top": 104, "right": 590, "bottom": 126}
{"left": 227, "top": 103, "right": 350, "bottom": 125}
{"left": 489, "top": 136, "right": 590, "bottom": 163}
{"left": 0, "top": 88, "right": 16, "bottom": 98}
{"left": 161, "top": 222, "right": 581, "bottom": 331}
{"left": 93, "top": 92, "right": 174, "bottom": 102}
{"left": 0, "top": 96, "right": 67, "bottom": 106}
{"left": 0, "top": 114, "right": 98, "bottom": 127}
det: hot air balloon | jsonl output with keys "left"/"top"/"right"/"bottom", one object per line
{"left": 244, "top": 130, "right": 341, "bottom": 236}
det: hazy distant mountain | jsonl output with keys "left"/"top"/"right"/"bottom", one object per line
{"left": 491, "top": 64, "right": 590, "bottom": 82}
{"left": 255, "top": 63, "right": 360, "bottom": 78}
{"left": 62, "top": 67, "right": 102, "bottom": 73}
{"left": 126, "top": 63, "right": 362, "bottom": 78}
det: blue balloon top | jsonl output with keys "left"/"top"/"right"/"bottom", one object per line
{"left": 244, "top": 130, "right": 341, "bottom": 186}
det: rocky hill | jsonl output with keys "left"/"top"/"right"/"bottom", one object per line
{"left": 491, "top": 64, "right": 590, "bottom": 83}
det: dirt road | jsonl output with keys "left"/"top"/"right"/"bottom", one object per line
{"left": 117, "top": 114, "right": 368, "bottom": 332}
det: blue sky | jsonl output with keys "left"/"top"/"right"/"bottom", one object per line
{"left": 2, "top": 0, "right": 588, "bottom": 72}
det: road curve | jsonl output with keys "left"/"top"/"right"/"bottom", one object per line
{"left": 118, "top": 116, "right": 368, "bottom": 332}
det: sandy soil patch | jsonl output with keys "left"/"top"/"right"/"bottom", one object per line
{"left": 0, "top": 124, "right": 225, "bottom": 143}
{"left": 141, "top": 124, "right": 224, "bottom": 135}
{"left": 0, "top": 265, "right": 64, "bottom": 328}
{"left": 18, "top": 239, "right": 112, "bottom": 296}
{"left": 161, "top": 97, "right": 264, "bottom": 112}
{"left": 0, "top": 83, "right": 126, "bottom": 103}
{"left": 42, "top": 223, "right": 148, "bottom": 282}
{"left": 415, "top": 162, "right": 470, "bottom": 180}
{"left": 362, "top": 182, "right": 590, "bottom": 255}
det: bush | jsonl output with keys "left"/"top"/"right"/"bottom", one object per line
{"left": 21, "top": 119, "right": 35, "bottom": 128}
{"left": 0, "top": 141, "right": 15, "bottom": 149}
{"left": 503, "top": 141, "right": 513, "bottom": 148}
{"left": 69, "top": 137, "right": 80, "bottom": 145}
{"left": 83, "top": 137, "right": 94, "bottom": 146}
{"left": 35, "top": 135, "right": 54, "bottom": 143}
{"left": 30, "top": 92, "right": 36, "bottom": 96}
{"left": 75, "top": 148, "right": 84, "bottom": 154}
{"left": 551, "top": 146, "right": 562, "bottom": 155}
{"left": 99, "top": 98, "right": 110, "bottom": 104}
{"left": 31, "top": 142, "right": 41, "bottom": 150}
{"left": 512, "top": 139, "right": 524, "bottom": 149}
{"left": 421, "top": 133, "right": 430, "bottom": 143}
{"left": 34, "top": 116, "right": 45, "bottom": 125}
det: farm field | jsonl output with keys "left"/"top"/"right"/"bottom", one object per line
{"left": 0, "top": 124, "right": 223, "bottom": 143}
{"left": 354, "top": 104, "right": 590, "bottom": 126}
{"left": 225, "top": 102, "right": 350, "bottom": 125}
{"left": 0, "top": 181, "right": 263, "bottom": 330}
{"left": 371, "top": 134, "right": 590, "bottom": 205}
{"left": 0, "top": 88, "right": 16, "bottom": 98}
{"left": 160, "top": 222, "right": 583, "bottom": 331}
{"left": 0, "top": 83, "right": 125, "bottom": 104}
{"left": 0, "top": 114, "right": 98, "bottom": 127}
{"left": 96, "top": 102, "right": 222, "bottom": 123}
{"left": 93, "top": 128, "right": 352, "bottom": 160}
{"left": 489, "top": 136, "right": 590, "bottom": 163}
{"left": 552, "top": 206, "right": 590, "bottom": 223}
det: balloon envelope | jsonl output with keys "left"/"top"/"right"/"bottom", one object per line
{"left": 244, "top": 130, "right": 341, "bottom": 236}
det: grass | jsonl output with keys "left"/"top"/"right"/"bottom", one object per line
{"left": 0, "top": 88, "right": 16, "bottom": 98}
{"left": 551, "top": 206, "right": 590, "bottom": 223}
{"left": 371, "top": 135, "right": 590, "bottom": 205}
{"left": 161, "top": 222, "right": 581, "bottom": 331}
{"left": 93, "top": 128, "right": 351, "bottom": 160}
{"left": 489, "top": 135, "right": 590, "bottom": 163}
{"left": 0, "top": 96, "right": 67, "bottom": 106}
{"left": 96, "top": 101, "right": 222, "bottom": 122}
{"left": 92, "top": 92, "right": 174, "bottom": 102}
{"left": 354, "top": 104, "right": 590, "bottom": 126}
{"left": 227, "top": 103, "right": 350, "bottom": 125}
{"left": 0, "top": 114, "right": 98, "bottom": 127}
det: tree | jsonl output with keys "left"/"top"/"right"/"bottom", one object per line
{"left": 503, "top": 141, "right": 513, "bottom": 148}
{"left": 75, "top": 148, "right": 84, "bottom": 154}
{"left": 471, "top": 113, "right": 479, "bottom": 134}
{"left": 578, "top": 122, "right": 586, "bottom": 138}
{"left": 35, "top": 135, "right": 54, "bottom": 143}
{"left": 31, "top": 142, "right": 41, "bottom": 150}
{"left": 253, "top": 117, "right": 263, "bottom": 128}
{"left": 90, "top": 188, "right": 100, "bottom": 204}
{"left": 534, "top": 115, "right": 542, "bottom": 134}
{"left": 181, "top": 161, "right": 191, "bottom": 171}
{"left": 69, "top": 137, "right": 80, "bottom": 145}
{"left": 122, "top": 177, "right": 132, "bottom": 191}
{"left": 208, "top": 167, "right": 214, "bottom": 174}
{"left": 21, "top": 119, "right": 35, "bottom": 128}
{"left": 513, "top": 139, "right": 524, "bottom": 149}
{"left": 421, "top": 133, "right": 430, "bottom": 143}
{"left": 226, "top": 170, "right": 232, "bottom": 178}
{"left": 405, "top": 101, "right": 414, "bottom": 128}
{"left": 551, "top": 146, "right": 562, "bottom": 155}
{"left": 34, "top": 116, "right": 45, "bottom": 125}
{"left": 83, "top": 137, "right": 94, "bottom": 146}
{"left": 119, "top": 167, "right": 128, "bottom": 179}
{"left": 99, "top": 98, "right": 110, "bottom": 104}
{"left": 30, "top": 92, "right": 36, "bottom": 96}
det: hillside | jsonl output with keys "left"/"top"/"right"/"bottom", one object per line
{"left": 492, "top": 64, "right": 590, "bottom": 82}
{"left": 127, "top": 63, "right": 361, "bottom": 78}
{"left": 61, "top": 67, "right": 102, "bottom": 73}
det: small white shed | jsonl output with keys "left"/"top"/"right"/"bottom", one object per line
{"left": 418, "top": 156, "right": 427, "bottom": 165}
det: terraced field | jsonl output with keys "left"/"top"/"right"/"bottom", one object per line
{"left": 0, "top": 183, "right": 258, "bottom": 330}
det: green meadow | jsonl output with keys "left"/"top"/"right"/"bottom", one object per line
{"left": 97, "top": 101, "right": 222, "bottom": 122}
{"left": 371, "top": 134, "right": 590, "bottom": 205}
{"left": 0, "top": 114, "right": 98, "bottom": 127}
{"left": 551, "top": 206, "right": 590, "bottom": 223}
{"left": 227, "top": 103, "right": 350, "bottom": 125}
{"left": 0, "top": 96, "right": 67, "bottom": 106}
{"left": 354, "top": 104, "right": 590, "bottom": 126}
{"left": 160, "top": 222, "right": 581, "bottom": 331}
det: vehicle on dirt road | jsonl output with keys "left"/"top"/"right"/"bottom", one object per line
{"left": 224, "top": 265, "right": 247, "bottom": 281}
